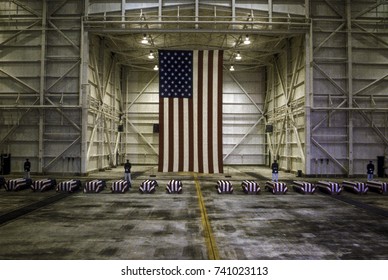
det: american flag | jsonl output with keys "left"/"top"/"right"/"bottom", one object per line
{"left": 158, "top": 50, "right": 224, "bottom": 173}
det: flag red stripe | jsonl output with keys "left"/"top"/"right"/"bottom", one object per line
{"left": 197, "top": 51, "right": 204, "bottom": 173}
{"left": 207, "top": 52, "right": 214, "bottom": 173}
{"left": 178, "top": 98, "right": 184, "bottom": 172}
{"left": 188, "top": 97, "right": 194, "bottom": 172}
{"left": 168, "top": 98, "right": 174, "bottom": 172}
{"left": 217, "top": 51, "right": 223, "bottom": 173}
{"left": 158, "top": 98, "right": 164, "bottom": 171}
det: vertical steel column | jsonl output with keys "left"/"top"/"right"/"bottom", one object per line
{"left": 285, "top": 40, "right": 290, "bottom": 171}
{"left": 346, "top": 0, "right": 354, "bottom": 176}
{"left": 80, "top": 0, "right": 90, "bottom": 174}
{"left": 195, "top": 0, "right": 199, "bottom": 29}
{"left": 158, "top": 0, "right": 162, "bottom": 22}
{"left": 268, "top": 0, "right": 273, "bottom": 24}
{"left": 114, "top": 62, "right": 121, "bottom": 167}
{"left": 38, "top": 1, "right": 47, "bottom": 173}
{"left": 121, "top": 0, "right": 125, "bottom": 21}
{"left": 113, "top": 61, "right": 118, "bottom": 167}
{"left": 123, "top": 67, "right": 128, "bottom": 162}
{"left": 271, "top": 64, "right": 276, "bottom": 164}
{"left": 98, "top": 38, "right": 105, "bottom": 170}
{"left": 121, "top": 0, "right": 126, "bottom": 28}
{"left": 232, "top": 0, "right": 236, "bottom": 22}
{"left": 305, "top": 0, "right": 312, "bottom": 175}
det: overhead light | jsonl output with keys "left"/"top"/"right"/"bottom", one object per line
{"left": 153, "top": 65, "right": 159, "bottom": 71}
{"left": 229, "top": 65, "right": 235, "bottom": 71}
{"left": 148, "top": 50, "right": 155, "bottom": 59}
{"left": 141, "top": 34, "right": 148, "bottom": 44}
{"left": 244, "top": 35, "right": 251, "bottom": 45}
{"left": 235, "top": 52, "right": 242, "bottom": 60}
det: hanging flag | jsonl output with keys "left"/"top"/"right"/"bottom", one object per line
{"left": 158, "top": 50, "right": 223, "bottom": 173}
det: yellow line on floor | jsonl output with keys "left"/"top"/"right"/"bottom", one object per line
{"left": 194, "top": 173, "right": 220, "bottom": 260}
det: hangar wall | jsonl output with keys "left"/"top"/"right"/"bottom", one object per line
{"left": 266, "top": 36, "right": 306, "bottom": 174}
{"left": 223, "top": 70, "right": 266, "bottom": 165}
{"left": 309, "top": 0, "right": 388, "bottom": 176}
{"left": 122, "top": 66, "right": 266, "bottom": 166}
{"left": 0, "top": 0, "right": 85, "bottom": 175}
{"left": 87, "top": 36, "right": 123, "bottom": 172}
{"left": 1, "top": 1, "right": 387, "bottom": 177}
{"left": 122, "top": 68, "right": 159, "bottom": 165}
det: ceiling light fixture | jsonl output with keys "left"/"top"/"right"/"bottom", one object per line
{"left": 235, "top": 52, "right": 242, "bottom": 60}
{"left": 148, "top": 50, "right": 155, "bottom": 59}
{"left": 141, "top": 34, "right": 148, "bottom": 44}
{"left": 244, "top": 35, "right": 251, "bottom": 45}
{"left": 229, "top": 65, "right": 235, "bottom": 71}
{"left": 153, "top": 65, "right": 159, "bottom": 71}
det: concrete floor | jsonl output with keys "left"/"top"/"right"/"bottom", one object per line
{"left": 1, "top": 166, "right": 388, "bottom": 260}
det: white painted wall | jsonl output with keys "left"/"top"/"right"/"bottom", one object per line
{"left": 87, "top": 36, "right": 123, "bottom": 172}
{"left": 265, "top": 37, "right": 306, "bottom": 174}
{"left": 121, "top": 66, "right": 267, "bottom": 166}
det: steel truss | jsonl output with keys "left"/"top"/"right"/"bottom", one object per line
{"left": 309, "top": 0, "right": 388, "bottom": 176}
{"left": 0, "top": 0, "right": 84, "bottom": 174}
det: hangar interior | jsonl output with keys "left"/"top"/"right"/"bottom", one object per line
{"left": 1, "top": 0, "right": 388, "bottom": 261}
{"left": 1, "top": 0, "right": 387, "bottom": 177}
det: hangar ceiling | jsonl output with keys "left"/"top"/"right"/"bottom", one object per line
{"left": 84, "top": 0, "right": 309, "bottom": 71}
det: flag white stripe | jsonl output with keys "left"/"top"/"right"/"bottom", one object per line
{"left": 163, "top": 100, "right": 169, "bottom": 172}
{"left": 213, "top": 51, "right": 219, "bottom": 173}
{"left": 173, "top": 98, "right": 179, "bottom": 172}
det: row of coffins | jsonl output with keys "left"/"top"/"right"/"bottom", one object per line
{"left": 0, "top": 177, "right": 127, "bottom": 193}
{"left": 94, "top": 179, "right": 182, "bottom": 194}
{"left": 1, "top": 176, "right": 387, "bottom": 195}
{"left": 295, "top": 180, "right": 388, "bottom": 195}
{"left": 214, "top": 180, "right": 289, "bottom": 194}
{"left": 216, "top": 180, "right": 388, "bottom": 195}
{"left": 0, "top": 177, "right": 284, "bottom": 195}
{"left": 293, "top": 180, "right": 387, "bottom": 195}
{"left": 214, "top": 180, "right": 288, "bottom": 194}
{"left": 312, "top": 180, "right": 387, "bottom": 195}
{"left": 109, "top": 179, "right": 181, "bottom": 194}
{"left": 0, "top": 178, "right": 82, "bottom": 192}
{"left": 0, "top": 177, "right": 169, "bottom": 194}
